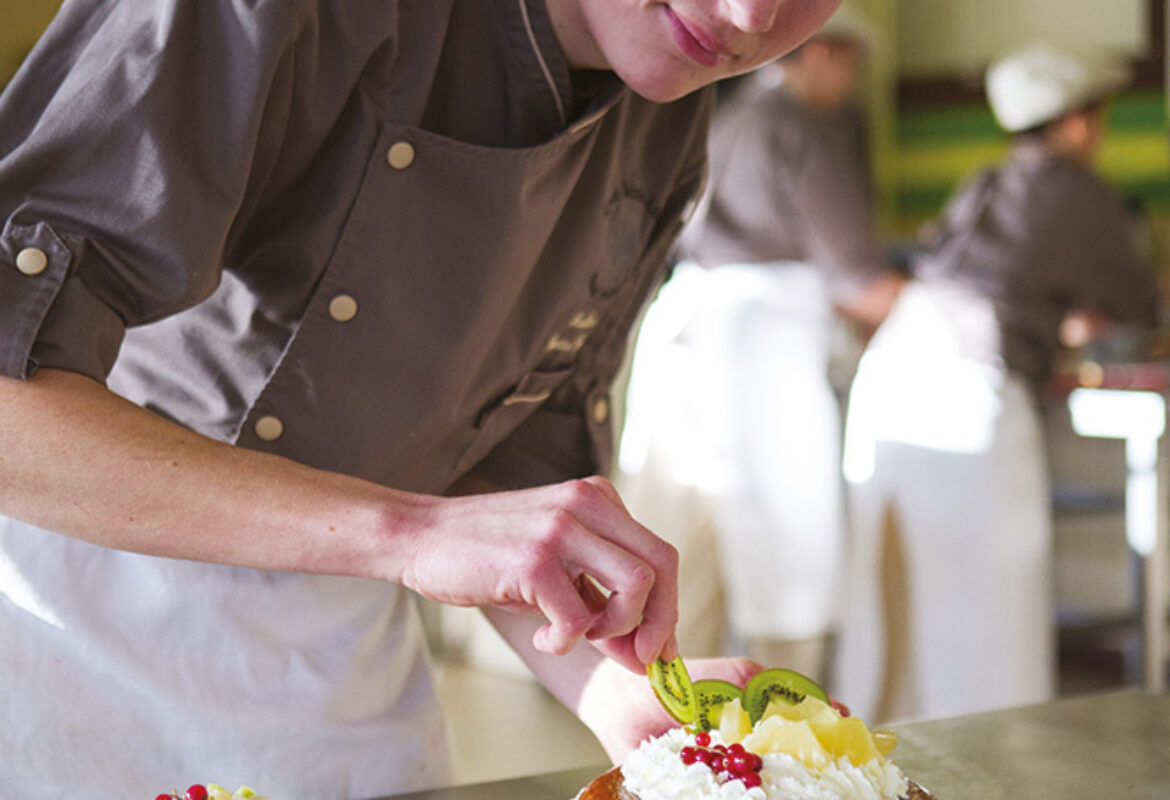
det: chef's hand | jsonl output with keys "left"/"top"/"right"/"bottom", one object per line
{"left": 576, "top": 656, "right": 764, "bottom": 762}
{"left": 837, "top": 272, "right": 906, "bottom": 332}
{"left": 395, "top": 475, "right": 679, "bottom": 672}
{"left": 1059, "top": 308, "right": 1112, "bottom": 348}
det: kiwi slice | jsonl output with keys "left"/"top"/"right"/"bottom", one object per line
{"left": 691, "top": 679, "right": 743, "bottom": 732}
{"left": 646, "top": 656, "right": 696, "bottom": 724}
{"left": 741, "top": 667, "right": 830, "bottom": 724}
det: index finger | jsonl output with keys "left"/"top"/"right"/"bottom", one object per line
{"left": 574, "top": 476, "right": 680, "bottom": 664}
{"left": 590, "top": 628, "right": 679, "bottom": 674}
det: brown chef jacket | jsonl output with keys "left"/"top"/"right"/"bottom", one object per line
{"left": 681, "top": 71, "right": 888, "bottom": 306}
{"left": 913, "top": 137, "right": 1159, "bottom": 391}
{"left": 0, "top": 0, "right": 712, "bottom": 495}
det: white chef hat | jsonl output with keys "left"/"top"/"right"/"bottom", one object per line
{"left": 985, "top": 41, "right": 1131, "bottom": 133}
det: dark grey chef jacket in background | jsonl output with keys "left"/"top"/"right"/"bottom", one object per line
{"left": 914, "top": 137, "right": 1159, "bottom": 390}
{"left": 0, "top": 0, "right": 712, "bottom": 495}
{"left": 681, "top": 74, "right": 889, "bottom": 307}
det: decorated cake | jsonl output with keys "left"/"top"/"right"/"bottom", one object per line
{"left": 577, "top": 659, "right": 935, "bottom": 800}
{"left": 155, "top": 783, "right": 268, "bottom": 800}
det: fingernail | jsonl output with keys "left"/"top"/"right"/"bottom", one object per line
{"left": 663, "top": 637, "right": 679, "bottom": 661}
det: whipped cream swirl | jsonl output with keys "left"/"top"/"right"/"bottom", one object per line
{"left": 619, "top": 727, "right": 910, "bottom": 800}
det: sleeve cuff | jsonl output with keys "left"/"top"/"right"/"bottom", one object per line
{"left": 0, "top": 222, "right": 124, "bottom": 381}
{"left": 30, "top": 273, "right": 126, "bottom": 382}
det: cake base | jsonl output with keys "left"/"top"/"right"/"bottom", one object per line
{"left": 578, "top": 767, "right": 937, "bottom": 800}
{"left": 577, "top": 767, "right": 638, "bottom": 800}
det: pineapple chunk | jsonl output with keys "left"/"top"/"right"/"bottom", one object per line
{"left": 742, "top": 717, "right": 831, "bottom": 769}
{"left": 206, "top": 786, "right": 267, "bottom": 800}
{"left": 871, "top": 729, "right": 898, "bottom": 757}
{"left": 761, "top": 695, "right": 838, "bottom": 725}
{"left": 810, "top": 716, "right": 881, "bottom": 765}
{"left": 718, "top": 696, "right": 753, "bottom": 744}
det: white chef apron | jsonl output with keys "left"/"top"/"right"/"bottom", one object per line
{"left": 835, "top": 281, "right": 1055, "bottom": 721}
{"left": 0, "top": 519, "right": 452, "bottom": 800}
{"left": 620, "top": 261, "right": 844, "bottom": 643}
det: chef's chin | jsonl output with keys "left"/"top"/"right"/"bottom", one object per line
{"left": 615, "top": 62, "right": 712, "bottom": 104}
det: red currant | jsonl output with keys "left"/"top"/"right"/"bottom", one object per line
{"left": 155, "top": 794, "right": 174, "bottom": 800}
{"left": 679, "top": 735, "right": 766, "bottom": 789}
{"left": 729, "top": 752, "right": 753, "bottom": 775}
{"left": 186, "top": 785, "right": 208, "bottom": 800}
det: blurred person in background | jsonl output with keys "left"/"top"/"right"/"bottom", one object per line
{"left": 618, "top": 4, "right": 904, "bottom": 680}
{"left": 835, "top": 41, "right": 1160, "bottom": 722}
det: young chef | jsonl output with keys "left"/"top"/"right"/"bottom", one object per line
{"left": 834, "top": 41, "right": 1160, "bottom": 722}
{"left": 0, "top": 1, "right": 842, "bottom": 797}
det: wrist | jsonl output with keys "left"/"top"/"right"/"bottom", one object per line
{"left": 575, "top": 656, "right": 623, "bottom": 733}
{"left": 368, "top": 487, "right": 440, "bottom": 586}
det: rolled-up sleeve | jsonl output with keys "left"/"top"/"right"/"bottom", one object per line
{"left": 0, "top": 0, "right": 317, "bottom": 381}
{"left": 0, "top": 221, "right": 78, "bottom": 377}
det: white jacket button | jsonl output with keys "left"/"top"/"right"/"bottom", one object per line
{"left": 386, "top": 141, "right": 415, "bottom": 169}
{"left": 15, "top": 247, "right": 48, "bottom": 276}
{"left": 254, "top": 415, "right": 284, "bottom": 442}
{"left": 592, "top": 396, "right": 609, "bottom": 424}
{"left": 328, "top": 294, "right": 358, "bottom": 322}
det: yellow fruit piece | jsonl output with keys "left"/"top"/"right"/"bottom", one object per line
{"left": 810, "top": 716, "right": 881, "bottom": 765}
{"left": 742, "top": 717, "right": 831, "bottom": 769}
{"left": 761, "top": 695, "right": 837, "bottom": 725}
{"left": 718, "top": 696, "right": 753, "bottom": 744}
{"left": 872, "top": 729, "right": 898, "bottom": 757}
{"left": 233, "top": 789, "right": 267, "bottom": 800}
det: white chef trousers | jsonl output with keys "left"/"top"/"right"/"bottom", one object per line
{"left": 620, "top": 261, "right": 844, "bottom": 650}
{"left": 835, "top": 281, "right": 1056, "bottom": 722}
{"left": 0, "top": 519, "right": 452, "bottom": 800}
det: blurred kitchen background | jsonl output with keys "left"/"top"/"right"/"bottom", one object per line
{"left": 3, "top": 0, "right": 1168, "bottom": 787}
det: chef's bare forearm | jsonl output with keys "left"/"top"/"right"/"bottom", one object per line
{"left": 0, "top": 367, "right": 415, "bottom": 579}
{"left": 483, "top": 605, "right": 606, "bottom": 712}
{"left": 0, "top": 368, "right": 680, "bottom": 665}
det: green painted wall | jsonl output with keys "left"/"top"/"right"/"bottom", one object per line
{"left": 890, "top": 89, "right": 1170, "bottom": 237}
{"left": 0, "top": 1, "right": 62, "bottom": 88}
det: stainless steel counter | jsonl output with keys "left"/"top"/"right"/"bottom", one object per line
{"left": 892, "top": 691, "right": 1170, "bottom": 800}
{"left": 375, "top": 765, "right": 606, "bottom": 800}
{"left": 378, "top": 691, "right": 1170, "bottom": 800}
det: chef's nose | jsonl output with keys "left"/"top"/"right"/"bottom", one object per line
{"left": 724, "top": 0, "right": 783, "bottom": 32}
